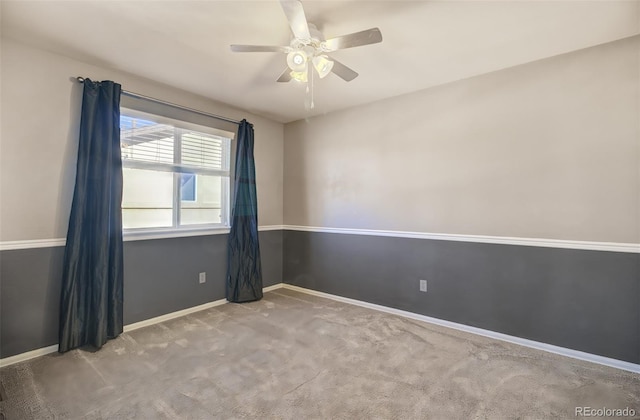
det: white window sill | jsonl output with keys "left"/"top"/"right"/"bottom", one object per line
{"left": 123, "top": 226, "right": 230, "bottom": 242}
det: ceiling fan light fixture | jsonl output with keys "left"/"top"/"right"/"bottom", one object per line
{"left": 312, "top": 55, "right": 334, "bottom": 79}
{"left": 230, "top": 1, "right": 383, "bottom": 89}
{"left": 286, "top": 50, "right": 307, "bottom": 72}
{"left": 290, "top": 70, "right": 308, "bottom": 83}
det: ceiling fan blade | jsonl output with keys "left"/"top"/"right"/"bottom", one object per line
{"left": 330, "top": 58, "right": 359, "bottom": 82}
{"left": 280, "top": 0, "right": 311, "bottom": 40}
{"left": 230, "top": 45, "right": 289, "bottom": 53}
{"left": 277, "top": 68, "right": 292, "bottom": 83}
{"left": 323, "top": 28, "right": 383, "bottom": 51}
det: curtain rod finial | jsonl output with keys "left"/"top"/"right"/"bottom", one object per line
{"left": 76, "top": 76, "right": 85, "bottom": 83}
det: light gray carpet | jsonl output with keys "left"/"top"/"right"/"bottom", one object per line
{"left": 1, "top": 289, "right": 638, "bottom": 419}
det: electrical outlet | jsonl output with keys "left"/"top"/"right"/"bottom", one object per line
{"left": 419, "top": 279, "right": 427, "bottom": 292}
{"left": 199, "top": 272, "right": 206, "bottom": 284}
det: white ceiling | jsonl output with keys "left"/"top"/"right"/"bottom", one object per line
{"left": 2, "top": 0, "right": 638, "bottom": 123}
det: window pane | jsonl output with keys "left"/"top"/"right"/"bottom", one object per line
{"left": 122, "top": 168, "right": 173, "bottom": 229}
{"left": 180, "top": 173, "right": 196, "bottom": 202}
{"left": 180, "top": 175, "right": 224, "bottom": 226}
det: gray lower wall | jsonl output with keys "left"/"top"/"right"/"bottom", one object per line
{"left": 3, "top": 228, "right": 638, "bottom": 365}
{"left": 0, "top": 246, "right": 64, "bottom": 359}
{"left": 283, "top": 230, "right": 640, "bottom": 364}
{"left": 0, "top": 230, "right": 282, "bottom": 358}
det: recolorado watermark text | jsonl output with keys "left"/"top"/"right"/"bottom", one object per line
{"left": 575, "top": 407, "right": 636, "bottom": 417}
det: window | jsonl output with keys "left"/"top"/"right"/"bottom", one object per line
{"left": 120, "top": 109, "right": 232, "bottom": 231}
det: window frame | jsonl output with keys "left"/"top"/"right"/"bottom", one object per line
{"left": 120, "top": 107, "right": 234, "bottom": 239}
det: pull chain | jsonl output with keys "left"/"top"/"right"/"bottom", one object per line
{"left": 310, "top": 64, "right": 315, "bottom": 109}
{"left": 304, "top": 65, "right": 315, "bottom": 110}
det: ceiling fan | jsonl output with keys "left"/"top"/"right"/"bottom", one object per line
{"left": 230, "top": 0, "right": 383, "bottom": 84}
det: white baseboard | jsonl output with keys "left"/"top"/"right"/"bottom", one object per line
{"left": 0, "top": 345, "right": 59, "bottom": 368}
{"left": 123, "top": 299, "right": 228, "bottom": 333}
{"left": 0, "top": 283, "right": 285, "bottom": 368}
{"left": 280, "top": 284, "right": 640, "bottom": 375}
{"left": 3, "top": 283, "right": 637, "bottom": 375}
{"left": 262, "top": 284, "right": 284, "bottom": 293}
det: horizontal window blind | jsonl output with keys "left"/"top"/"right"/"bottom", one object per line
{"left": 120, "top": 115, "right": 228, "bottom": 172}
{"left": 182, "top": 132, "right": 224, "bottom": 170}
{"left": 121, "top": 117, "right": 174, "bottom": 164}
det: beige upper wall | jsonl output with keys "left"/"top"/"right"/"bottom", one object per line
{"left": 284, "top": 36, "right": 640, "bottom": 244}
{"left": 0, "top": 38, "right": 284, "bottom": 242}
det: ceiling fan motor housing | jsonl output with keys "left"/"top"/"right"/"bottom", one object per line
{"left": 290, "top": 24, "right": 325, "bottom": 52}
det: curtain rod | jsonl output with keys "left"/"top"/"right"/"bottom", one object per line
{"left": 76, "top": 77, "right": 241, "bottom": 125}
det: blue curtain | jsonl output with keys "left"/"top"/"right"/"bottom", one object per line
{"left": 226, "top": 120, "right": 263, "bottom": 302}
{"left": 59, "top": 79, "right": 124, "bottom": 353}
